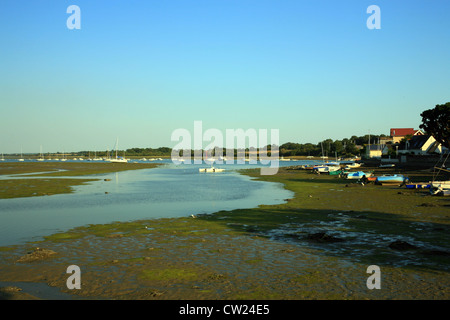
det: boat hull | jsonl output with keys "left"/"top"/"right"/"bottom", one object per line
{"left": 199, "top": 167, "right": 225, "bottom": 173}
{"left": 406, "top": 184, "right": 430, "bottom": 189}
{"left": 110, "top": 159, "right": 128, "bottom": 163}
{"left": 430, "top": 181, "right": 450, "bottom": 189}
{"left": 345, "top": 171, "right": 372, "bottom": 179}
{"left": 375, "top": 175, "right": 406, "bottom": 185}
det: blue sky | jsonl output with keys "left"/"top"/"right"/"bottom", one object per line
{"left": 1, "top": 0, "right": 449, "bottom": 153}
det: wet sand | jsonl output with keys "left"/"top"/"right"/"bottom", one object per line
{"left": 0, "top": 165, "right": 449, "bottom": 300}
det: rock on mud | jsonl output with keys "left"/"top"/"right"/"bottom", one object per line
{"left": 16, "top": 247, "right": 57, "bottom": 263}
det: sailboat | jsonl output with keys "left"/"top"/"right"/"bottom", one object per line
{"left": 37, "top": 146, "right": 45, "bottom": 161}
{"left": 110, "top": 138, "right": 128, "bottom": 163}
{"left": 61, "top": 150, "right": 67, "bottom": 161}
{"left": 0, "top": 153, "right": 4, "bottom": 161}
{"left": 18, "top": 147, "right": 24, "bottom": 161}
{"left": 429, "top": 155, "right": 450, "bottom": 196}
{"left": 93, "top": 151, "right": 103, "bottom": 161}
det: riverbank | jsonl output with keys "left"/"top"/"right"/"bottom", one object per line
{"left": 0, "top": 162, "right": 161, "bottom": 199}
{"left": 0, "top": 165, "right": 449, "bottom": 300}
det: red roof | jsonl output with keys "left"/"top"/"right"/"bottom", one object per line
{"left": 390, "top": 128, "right": 416, "bottom": 137}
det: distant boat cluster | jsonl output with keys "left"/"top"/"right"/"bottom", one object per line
{"left": 0, "top": 139, "right": 166, "bottom": 164}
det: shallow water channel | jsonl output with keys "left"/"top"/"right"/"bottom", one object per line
{"left": 0, "top": 163, "right": 294, "bottom": 246}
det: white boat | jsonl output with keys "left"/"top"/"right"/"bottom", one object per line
{"left": 430, "top": 179, "right": 450, "bottom": 196}
{"left": 346, "top": 162, "right": 361, "bottom": 168}
{"left": 37, "top": 146, "right": 45, "bottom": 161}
{"left": 313, "top": 162, "right": 341, "bottom": 173}
{"left": 199, "top": 151, "right": 224, "bottom": 172}
{"left": 199, "top": 167, "right": 225, "bottom": 173}
{"left": 430, "top": 181, "right": 450, "bottom": 190}
{"left": 18, "top": 147, "right": 25, "bottom": 161}
{"left": 280, "top": 157, "right": 291, "bottom": 161}
{"left": 1, "top": 153, "right": 4, "bottom": 161}
{"left": 110, "top": 138, "right": 128, "bottom": 163}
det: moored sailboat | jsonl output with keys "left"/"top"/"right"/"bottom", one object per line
{"left": 110, "top": 138, "right": 128, "bottom": 163}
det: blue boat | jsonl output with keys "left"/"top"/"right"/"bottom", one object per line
{"left": 375, "top": 175, "right": 407, "bottom": 185}
{"left": 345, "top": 171, "right": 372, "bottom": 180}
{"left": 405, "top": 183, "right": 430, "bottom": 189}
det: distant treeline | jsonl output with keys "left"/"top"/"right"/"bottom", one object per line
{"left": 73, "top": 134, "right": 387, "bottom": 157}
{"left": 279, "top": 134, "right": 387, "bottom": 157}
{"left": 77, "top": 147, "right": 172, "bottom": 157}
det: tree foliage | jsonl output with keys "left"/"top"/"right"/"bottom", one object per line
{"left": 419, "top": 102, "right": 450, "bottom": 149}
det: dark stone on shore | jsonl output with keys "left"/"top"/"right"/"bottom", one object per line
{"left": 307, "top": 232, "right": 344, "bottom": 243}
{"left": 388, "top": 240, "right": 417, "bottom": 251}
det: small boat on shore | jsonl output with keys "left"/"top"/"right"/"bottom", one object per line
{"left": 345, "top": 171, "right": 372, "bottom": 179}
{"left": 313, "top": 163, "right": 341, "bottom": 173}
{"left": 329, "top": 169, "right": 345, "bottom": 176}
{"left": 430, "top": 181, "right": 450, "bottom": 189}
{"left": 344, "top": 163, "right": 361, "bottom": 169}
{"left": 405, "top": 183, "right": 431, "bottom": 189}
{"left": 429, "top": 180, "right": 450, "bottom": 196}
{"left": 375, "top": 175, "right": 407, "bottom": 185}
{"left": 379, "top": 164, "right": 396, "bottom": 168}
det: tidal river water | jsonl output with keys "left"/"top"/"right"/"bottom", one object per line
{"left": 0, "top": 161, "right": 299, "bottom": 246}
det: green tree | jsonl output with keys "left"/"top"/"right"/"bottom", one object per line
{"left": 419, "top": 102, "right": 450, "bottom": 149}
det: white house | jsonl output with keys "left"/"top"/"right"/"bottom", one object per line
{"left": 366, "top": 145, "right": 383, "bottom": 158}
{"left": 398, "top": 135, "right": 448, "bottom": 155}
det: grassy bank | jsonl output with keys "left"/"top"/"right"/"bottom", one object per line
{"left": 0, "top": 165, "right": 449, "bottom": 300}
{"left": 0, "top": 162, "right": 161, "bottom": 199}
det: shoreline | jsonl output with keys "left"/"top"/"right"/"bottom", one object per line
{"left": 0, "top": 164, "right": 449, "bottom": 300}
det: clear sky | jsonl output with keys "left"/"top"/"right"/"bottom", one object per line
{"left": 1, "top": 0, "right": 449, "bottom": 153}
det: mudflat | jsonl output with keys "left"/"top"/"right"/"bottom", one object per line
{"left": 0, "top": 162, "right": 160, "bottom": 199}
{"left": 0, "top": 164, "right": 449, "bottom": 300}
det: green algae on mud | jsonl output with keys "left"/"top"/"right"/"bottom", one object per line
{"left": 0, "top": 178, "right": 97, "bottom": 199}
{"left": 0, "top": 161, "right": 161, "bottom": 177}
{"left": 0, "top": 162, "right": 161, "bottom": 199}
